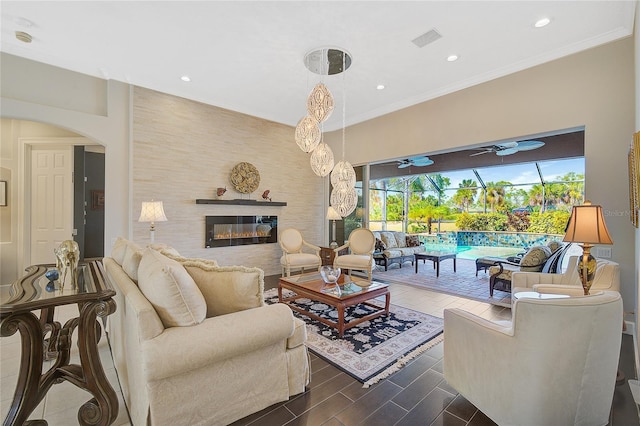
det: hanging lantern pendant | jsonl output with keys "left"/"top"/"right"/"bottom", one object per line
{"left": 307, "top": 83, "right": 334, "bottom": 123}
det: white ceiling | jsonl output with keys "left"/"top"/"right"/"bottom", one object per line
{"left": 1, "top": 1, "right": 636, "bottom": 131}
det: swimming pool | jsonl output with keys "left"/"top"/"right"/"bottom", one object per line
{"left": 422, "top": 245, "right": 523, "bottom": 260}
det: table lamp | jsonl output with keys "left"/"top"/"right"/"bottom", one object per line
{"left": 139, "top": 201, "right": 168, "bottom": 243}
{"left": 562, "top": 201, "right": 613, "bottom": 295}
{"left": 326, "top": 206, "right": 342, "bottom": 248}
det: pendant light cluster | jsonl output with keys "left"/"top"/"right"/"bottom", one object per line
{"left": 296, "top": 47, "right": 357, "bottom": 217}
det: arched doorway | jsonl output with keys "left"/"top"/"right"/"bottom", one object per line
{"left": 0, "top": 119, "right": 105, "bottom": 283}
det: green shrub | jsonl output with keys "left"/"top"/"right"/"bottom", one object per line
{"left": 527, "top": 211, "right": 571, "bottom": 234}
{"left": 507, "top": 212, "right": 530, "bottom": 232}
{"left": 455, "top": 212, "right": 507, "bottom": 231}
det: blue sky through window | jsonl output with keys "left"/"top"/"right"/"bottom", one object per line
{"left": 430, "top": 157, "right": 584, "bottom": 190}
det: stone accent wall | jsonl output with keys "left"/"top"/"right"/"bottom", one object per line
{"left": 132, "top": 87, "right": 325, "bottom": 275}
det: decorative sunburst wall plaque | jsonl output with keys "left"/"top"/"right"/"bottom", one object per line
{"left": 230, "top": 162, "right": 260, "bottom": 194}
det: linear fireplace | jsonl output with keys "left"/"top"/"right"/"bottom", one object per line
{"left": 205, "top": 216, "right": 277, "bottom": 248}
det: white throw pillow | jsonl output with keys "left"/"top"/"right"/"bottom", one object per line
{"left": 160, "top": 250, "right": 219, "bottom": 267}
{"left": 111, "top": 237, "right": 129, "bottom": 265}
{"left": 122, "top": 244, "right": 143, "bottom": 283}
{"left": 184, "top": 261, "right": 264, "bottom": 317}
{"left": 138, "top": 248, "right": 206, "bottom": 327}
{"left": 148, "top": 243, "right": 181, "bottom": 257}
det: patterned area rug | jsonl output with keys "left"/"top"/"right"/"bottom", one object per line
{"left": 264, "top": 288, "right": 444, "bottom": 387}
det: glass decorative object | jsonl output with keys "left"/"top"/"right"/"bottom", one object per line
{"left": 330, "top": 161, "right": 356, "bottom": 187}
{"left": 307, "top": 83, "right": 334, "bottom": 123}
{"left": 330, "top": 181, "right": 357, "bottom": 217}
{"left": 294, "top": 115, "right": 321, "bottom": 153}
{"left": 320, "top": 265, "right": 341, "bottom": 296}
{"left": 310, "top": 143, "right": 335, "bottom": 177}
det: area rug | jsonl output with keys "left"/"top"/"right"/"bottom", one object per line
{"left": 264, "top": 288, "right": 444, "bottom": 388}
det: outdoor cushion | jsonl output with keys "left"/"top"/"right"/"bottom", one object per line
{"left": 406, "top": 235, "right": 421, "bottom": 247}
{"left": 375, "top": 238, "right": 387, "bottom": 252}
{"left": 519, "top": 245, "right": 552, "bottom": 272}
{"left": 546, "top": 240, "right": 563, "bottom": 253}
{"left": 383, "top": 249, "right": 404, "bottom": 258}
{"left": 379, "top": 232, "right": 398, "bottom": 249}
{"left": 394, "top": 232, "right": 408, "bottom": 248}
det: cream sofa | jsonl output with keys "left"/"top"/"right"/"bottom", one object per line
{"left": 104, "top": 238, "right": 310, "bottom": 426}
{"left": 372, "top": 231, "right": 426, "bottom": 270}
{"left": 512, "top": 255, "right": 620, "bottom": 294}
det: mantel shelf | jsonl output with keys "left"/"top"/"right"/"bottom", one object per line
{"left": 196, "top": 199, "right": 287, "bottom": 206}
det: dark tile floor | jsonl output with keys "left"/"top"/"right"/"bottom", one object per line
{"left": 230, "top": 275, "right": 640, "bottom": 426}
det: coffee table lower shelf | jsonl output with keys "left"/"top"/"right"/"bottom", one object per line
{"left": 278, "top": 279, "right": 390, "bottom": 337}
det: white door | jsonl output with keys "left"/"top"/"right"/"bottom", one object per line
{"left": 30, "top": 147, "right": 73, "bottom": 265}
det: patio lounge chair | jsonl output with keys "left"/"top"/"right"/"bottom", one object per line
{"left": 488, "top": 242, "right": 570, "bottom": 296}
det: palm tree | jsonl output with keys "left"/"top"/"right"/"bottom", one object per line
{"left": 452, "top": 179, "right": 477, "bottom": 212}
{"left": 482, "top": 181, "right": 507, "bottom": 212}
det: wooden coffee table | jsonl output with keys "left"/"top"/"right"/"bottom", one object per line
{"left": 278, "top": 273, "right": 390, "bottom": 337}
{"left": 415, "top": 251, "right": 457, "bottom": 277}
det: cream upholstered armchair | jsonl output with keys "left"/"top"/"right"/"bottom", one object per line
{"left": 279, "top": 228, "right": 322, "bottom": 276}
{"left": 333, "top": 228, "right": 376, "bottom": 281}
{"left": 512, "top": 255, "right": 620, "bottom": 294}
{"left": 444, "top": 290, "right": 623, "bottom": 426}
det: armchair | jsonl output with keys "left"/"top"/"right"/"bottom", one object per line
{"left": 279, "top": 228, "right": 322, "bottom": 277}
{"left": 444, "top": 290, "right": 623, "bottom": 426}
{"left": 333, "top": 228, "right": 376, "bottom": 281}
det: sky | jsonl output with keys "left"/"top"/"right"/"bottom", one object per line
{"left": 438, "top": 158, "right": 584, "bottom": 190}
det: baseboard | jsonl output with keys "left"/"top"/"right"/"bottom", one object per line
{"left": 624, "top": 320, "right": 635, "bottom": 336}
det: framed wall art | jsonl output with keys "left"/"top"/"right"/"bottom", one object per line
{"left": 91, "top": 190, "right": 105, "bottom": 210}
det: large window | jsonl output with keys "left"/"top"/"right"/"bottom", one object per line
{"left": 369, "top": 158, "right": 584, "bottom": 233}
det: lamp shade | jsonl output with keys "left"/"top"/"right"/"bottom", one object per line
{"left": 139, "top": 201, "right": 168, "bottom": 223}
{"left": 326, "top": 206, "right": 342, "bottom": 221}
{"left": 562, "top": 201, "right": 613, "bottom": 245}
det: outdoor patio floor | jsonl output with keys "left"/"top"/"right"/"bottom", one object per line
{"left": 368, "top": 256, "right": 513, "bottom": 307}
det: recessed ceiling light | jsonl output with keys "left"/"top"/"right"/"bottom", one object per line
{"left": 535, "top": 17, "right": 551, "bottom": 28}
{"left": 376, "top": 84, "right": 385, "bottom": 90}
{"left": 447, "top": 55, "right": 459, "bottom": 62}
{"left": 181, "top": 75, "right": 191, "bottom": 82}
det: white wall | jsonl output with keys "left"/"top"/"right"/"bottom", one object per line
{"left": 0, "top": 53, "right": 131, "bottom": 276}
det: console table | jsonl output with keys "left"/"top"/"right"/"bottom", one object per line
{"left": 1, "top": 260, "right": 118, "bottom": 426}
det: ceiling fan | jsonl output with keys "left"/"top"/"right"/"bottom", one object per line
{"left": 397, "top": 155, "right": 434, "bottom": 168}
{"left": 469, "top": 140, "right": 545, "bottom": 157}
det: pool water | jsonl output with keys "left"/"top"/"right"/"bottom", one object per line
{"left": 422, "top": 245, "right": 524, "bottom": 260}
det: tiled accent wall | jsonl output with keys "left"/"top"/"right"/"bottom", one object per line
{"left": 420, "top": 231, "right": 563, "bottom": 248}
{"left": 132, "top": 87, "right": 325, "bottom": 275}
